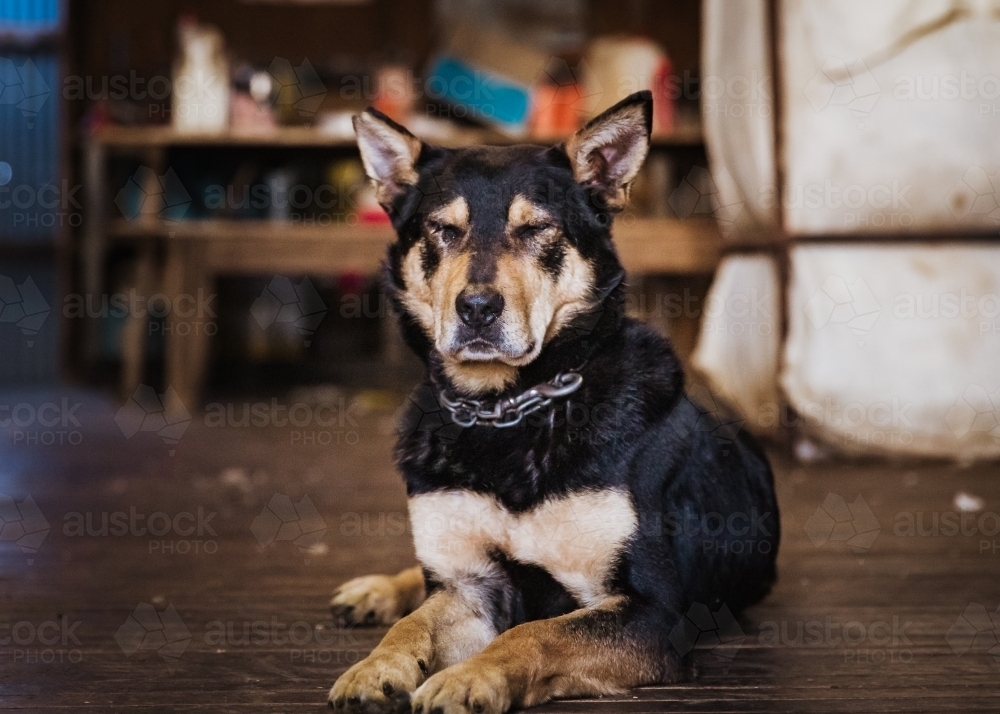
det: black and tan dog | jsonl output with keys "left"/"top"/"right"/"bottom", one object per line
{"left": 328, "top": 91, "right": 779, "bottom": 714}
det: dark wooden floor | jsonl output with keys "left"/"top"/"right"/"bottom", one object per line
{"left": 1, "top": 387, "right": 998, "bottom": 712}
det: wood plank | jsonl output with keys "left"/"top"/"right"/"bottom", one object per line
{"left": 614, "top": 218, "right": 723, "bottom": 274}
{"left": 1, "top": 394, "right": 997, "bottom": 712}
{"left": 107, "top": 218, "right": 723, "bottom": 275}
{"left": 90, "top": 124, "right": 705, "bottom": 150}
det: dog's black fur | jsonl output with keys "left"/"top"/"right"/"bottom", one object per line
{"left": 331, "top": 91, "right": 779, "bottom": 713}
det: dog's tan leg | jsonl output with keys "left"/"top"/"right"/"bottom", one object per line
{"left": 410, "top": 598, "right": 675, "bottom": 714}
{"left": 328, "top": 587, "right": 498, "bottom": 713}
{"left": 330, "top": 566, "right": 426, "bottom": 626}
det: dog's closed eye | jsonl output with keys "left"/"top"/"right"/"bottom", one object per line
{"left": 428, "top": 221, "right": 464, "bottom": 243}
{"left": 515, "top": 223, "right": 556, "bottom": 240}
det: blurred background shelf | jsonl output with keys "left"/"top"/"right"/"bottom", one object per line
{"left": 106, "top": 217, "right": 721, "bottom": 273}
{"left": 89, "top": 123, "right": 705, "bottom": 149}
{"left": 82, "top": 113, "right": 715, "bottom": 406}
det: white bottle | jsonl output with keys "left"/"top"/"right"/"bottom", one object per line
{"left": 172, "top": 21, "right": 230, "bottom": 134}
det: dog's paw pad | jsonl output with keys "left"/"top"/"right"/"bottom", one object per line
{"left": 328, "top": 651, "right": 421, "bottom": 713}
{"left": 330, "top": 575, "right": 408, "bottom": 626}
{"left": 412, "top": 663, "right": 510, "bottom": 714}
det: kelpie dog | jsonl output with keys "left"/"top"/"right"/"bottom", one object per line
{"left": 328, "top": 91, "right": 779, "bottom": 714}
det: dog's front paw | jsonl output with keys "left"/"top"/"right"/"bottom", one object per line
{"left": 327, "top": 649, "right": 425, "bottom": 713}
{"left": 411, "top": 661, "right": 511, "bottom": 714}
{"left": 330, "top": 575, "right": 411, "bottom": 626}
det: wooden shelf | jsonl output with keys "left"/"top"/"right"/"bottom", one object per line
{"left": 87, "top": 121, "right": 713, "bottom": 406}
{"left": 107, "top": 217, "right": 721, "bottom": 275}
{"left": 89, "top": 123, "right": 704, "bottom": 150}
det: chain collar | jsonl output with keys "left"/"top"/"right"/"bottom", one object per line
{"left": 439, "top": 371, "right": 584, "bottom": 428}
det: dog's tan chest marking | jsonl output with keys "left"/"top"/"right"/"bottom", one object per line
{"left": 409, "top": 489, "right": 637, "bottom": 607}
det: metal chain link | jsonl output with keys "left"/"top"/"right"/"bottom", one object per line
{"left": 439, "top": 371, "right": 584, "bottom": 428}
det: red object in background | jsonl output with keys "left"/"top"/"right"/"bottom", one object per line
{"left": 358, "top": 206, "right": 391, "bottom": 224}
{"left": 371, "top": 65, "right": 416, "bottom": 125}
{"left": 653, "top": 56, "right": 676, "bottom": 136}
{"left": 530, "top": 82, "right": 583, "bottom": 139}
{"left": 338, "top": 271, "right": 368, "bottom": 297}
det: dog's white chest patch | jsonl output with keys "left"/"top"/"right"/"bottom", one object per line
{"left": 409, "top": 489, "right": 637, "bottom": 607}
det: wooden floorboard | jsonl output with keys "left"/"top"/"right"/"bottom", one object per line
{"left": 0, "top": 387, "right": 997, "bottom": 712}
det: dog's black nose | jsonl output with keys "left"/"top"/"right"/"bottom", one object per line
{"left": 456, "top": 288, "right": 504, "bottom": 329}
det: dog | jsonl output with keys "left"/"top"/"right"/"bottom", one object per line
{"left": 327, "top": 90, "right": 779, "bottom": 714}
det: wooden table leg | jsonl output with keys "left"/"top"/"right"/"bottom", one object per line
{"left": 81, "top": 140, "right": 107, "bottom": 365}
{"left": 119, "top": 241, "right": 157, "bottom": 400}
{"left": 182, "top": 242, "right": 213, "bottom": 409}
{"left": 164, "top": 240, "right": 213, "bottom": 410}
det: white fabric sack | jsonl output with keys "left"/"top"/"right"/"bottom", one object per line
{"left": 781, "top": 0, "right": 1000, "bottom": 234}
{"left": 691, "top": 255, "right": 782, "bottom": 435}
{"left": 782, "top": 244, "right": 1000, "bottom": 459}
{"left": 699, "top": 0, "right": 778, "bottom": 239}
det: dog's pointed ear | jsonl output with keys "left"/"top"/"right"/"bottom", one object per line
{"left": 564, "top": 90, "right": 652, "bottom": 209}
{"left": 354, "top": 108, "right": 423, "bottom": 207}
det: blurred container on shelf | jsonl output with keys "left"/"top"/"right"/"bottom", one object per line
{"left": 230, "top": 92, "right": 279, "bottom": 133}
{"left": 584, "top": 36, "right": 674, "bottom": 136}
{"left": 264, "top": 168, "right": 295, "bottom": 221}
{"left": 267, "top": 57, "right": 328, "bottom": 125}
{"left": 371, "top": 64, "right": 417, "bottom": 124}
{"left": 171, "top": 16, "right": 230, "bottom": 133}
{"left": 228, "top": 65, "right": 279, "bottom": 133}
{"left": 318, "top": 110, "right": 357, "bottom": 139}
{"left": 436, "top": 0, "right": 586, "bottom": 55}
{"left": 528, "top": 58, "right": 587, "bottom": 139}
{"left": 328, "top": 158, "right": 388, "bottom": 225}
{"left": 425, "top": 24, "right": 548, "bottom": 136}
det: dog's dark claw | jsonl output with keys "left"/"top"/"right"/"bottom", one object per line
{"left": 387, "top": 689, "right": 411, "bottom": 714}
